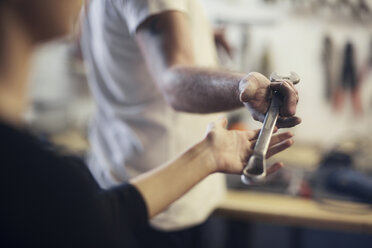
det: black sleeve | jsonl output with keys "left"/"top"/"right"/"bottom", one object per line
{"left": 100, "top": 183, "right": 149, "bottom": 235}
{"left": 49, "top": 155, "right": 150, "bottom": 248}
{"left": 58, "top": 155, "right": 149, "bottom": 232}
{"left": 0, "top": 124, "right": 149, "bottom": 248}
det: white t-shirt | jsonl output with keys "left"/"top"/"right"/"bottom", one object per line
{"left": 81, "top": 0, "right": 226, "bottom": 231}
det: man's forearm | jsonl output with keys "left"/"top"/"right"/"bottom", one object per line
{"left": 162, "top": 65, "right": 246, "bottom": 113}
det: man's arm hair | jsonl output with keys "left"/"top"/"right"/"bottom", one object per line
{"left": 135, "top": 11, "right": 245, "bottom": 113}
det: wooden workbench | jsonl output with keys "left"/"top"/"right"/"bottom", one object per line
{"left": 215, "top": 190, "right": 372, "bottom": 234}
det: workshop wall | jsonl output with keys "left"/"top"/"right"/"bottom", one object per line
{"left": 202, "top": 1, "right": 372, "bottom": 248}
{"left": 204, "top": 0, "right": 372, "bottom": 147}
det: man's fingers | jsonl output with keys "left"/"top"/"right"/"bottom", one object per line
{"left": 266, "top": 139, "right": 294, "bottom": 158}
{"left": 276, "top": 116, "right": 302, "bottom": 128}
{"left": 270, "top": 81, "right": 299, "bottom": 117}
{"left": 267, "top": 162, "right": 284, "bottom": 176}
{"left": 281, "top": 79, "right": 299, "bottom": 95}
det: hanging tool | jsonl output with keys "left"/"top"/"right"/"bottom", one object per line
{"left": 322, "top": 36, "right": 334, "bottom": 102}
{"left": 241, "top": 72, "right": 300, "bottom": 185}
{"left": 333, "top": 41, "right": 363, "bottom": 116}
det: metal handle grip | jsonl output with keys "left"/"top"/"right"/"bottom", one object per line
{"left": 252, "top": 93, "right": 281, "bottom": 157}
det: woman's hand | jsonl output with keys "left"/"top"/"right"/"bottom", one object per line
{"left": 204, "top": 117, "right": 294, "bottom": 175}
{"left": 132, "top": 117, "right": 294, "bottom": 218}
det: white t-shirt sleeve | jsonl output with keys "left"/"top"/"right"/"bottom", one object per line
{"left": 116, "top": 0, "right": 188, "bottom": 35}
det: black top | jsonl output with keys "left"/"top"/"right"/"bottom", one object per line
{"left": 0, "top": 122, "right": 148, "bottom": 248}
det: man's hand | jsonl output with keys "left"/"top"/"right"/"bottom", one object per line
{"left": 239, "top": 72, "right": 301, "bottom": 128}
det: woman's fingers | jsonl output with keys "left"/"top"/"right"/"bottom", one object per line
{"left": 266, "top": 139, "right": 294, "bottom": 158}
{"left": 267, "top": 162, "right": 284, "bottom": 175}
{"left": 207, "top": 116, "right": 228, "bottom": 132}
{"left": 269, "top": 132, "right": 293, "bottom": 146}
{"left": 250, "top": 131, "right": 293, "bottom": 149}
{"left": 246, "top": 127, "right": 279, "bottom": 142}
{"left": 241, "top": 163, "right": 284, "bottom": 185}
{"left": 216, "top": 116, "right": 228, "bottom": 128}
{"left": 246, "top": 129, "right": 261, "bottom": 141}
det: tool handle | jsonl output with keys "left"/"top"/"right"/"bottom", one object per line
{"left": 252, "top": 93, "right": 281, "bottom": 156}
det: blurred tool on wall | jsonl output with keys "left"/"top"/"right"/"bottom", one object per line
{"left": 332, "top": 42, "right": 363, "bottom": 116}
{"left": 322, "top": 36, "right": 334, "bottom": 102}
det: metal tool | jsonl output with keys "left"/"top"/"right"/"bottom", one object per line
{"left": 241, "top": 72, "right": 300, "bottom": 185}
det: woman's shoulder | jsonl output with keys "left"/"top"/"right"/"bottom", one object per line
{"left": 0, "top": 121, "right": 93, "bottom": 185}
{"left": 0, "top": 122, "right": 58, "bottom": 164}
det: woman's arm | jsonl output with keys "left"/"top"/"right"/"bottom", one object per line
{"left": 131, "top": 118, "right": 294, "bottom": 218}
